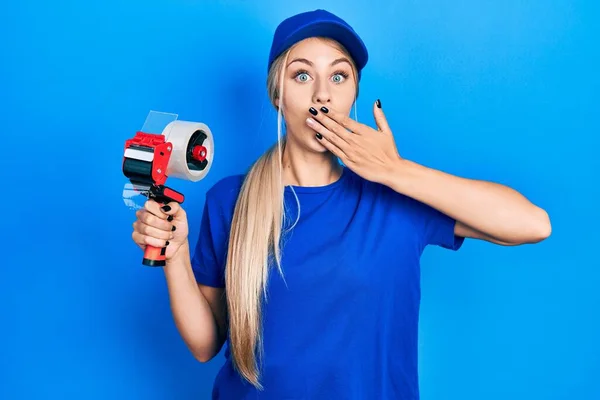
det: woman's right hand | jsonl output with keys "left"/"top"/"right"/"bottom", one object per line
{"left": 132, "top": 199, "right": 189, "bottom": 260}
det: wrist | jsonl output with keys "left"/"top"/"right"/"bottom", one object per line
{"left": 383, "top": 157, "right": 417, "bottom": 193}
{"left": 166, "top": 239, "right": 190, "bottom": 264}
{"left": 163, "top": 241, "right": 192, "bottom": 281}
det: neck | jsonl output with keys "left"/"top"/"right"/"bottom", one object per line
{"left": 281, "top": 135, "right": 343, "bottom": 187}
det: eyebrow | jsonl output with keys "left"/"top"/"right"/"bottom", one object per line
{"left": 287, "top": 57, "right": 351, "bottom": 68}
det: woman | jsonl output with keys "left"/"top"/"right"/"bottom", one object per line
{"left": 131, "top": 9, "right": 551, "bottom": 399}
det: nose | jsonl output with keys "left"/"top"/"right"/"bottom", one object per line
{"left": 312, "top": 78, "right": 331, "bottom": 104}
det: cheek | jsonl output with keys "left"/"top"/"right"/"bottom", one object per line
{"left": 281, "top": 91, "right": 310, "bottom": 119}
{"left": 282, "top": 84, "right": 308, "bottom": 103}
{"left": 337, "top": 85, "right": 357, "bottom": 107}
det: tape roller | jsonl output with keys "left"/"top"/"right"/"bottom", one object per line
{"left": 122, "top": 117, "right": 214, "bottom": 267}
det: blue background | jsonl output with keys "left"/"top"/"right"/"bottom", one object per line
{"left": 2, "top": 1, "right": 598, "bottom": 399}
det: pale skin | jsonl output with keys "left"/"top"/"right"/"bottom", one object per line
{"left": 131, "top": 36, "right": 551, "bottom": 362}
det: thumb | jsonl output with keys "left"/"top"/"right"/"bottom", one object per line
{"left": 373, "top": 99, "right": 390, "bottom": 133}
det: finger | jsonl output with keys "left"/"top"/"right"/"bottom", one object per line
{"left": 136, "top": 210, "right": 173, "bottom": 231}
{"left": 144, "top": 199, "right": 184, "bottom": 221}
{"left": 314, "top": 106, "right": 363, "bottom": 134}
{"left": 307, "top": 117, "right": 350, "bottom": 153}
{"left": 309, "top": 107, "right": 355, "bottom": 141}
{"left": 131, "top": 231, "right": 147, "bottom": 249}
{"left": 132, "top": 230, "right": 170, "bottom": 248}
{"left": 314, "top": 132, "right": 348, "bottom": 161}
{"left": 157, "top": 201, "right": 183, "bottom": 217}
{"left": 134, "top": 220, "right": 173, "bottom": 241}
{"left": 144, "top": 200, "right": 170, "bottom": 220}
{"left": 373, "top": 99, "right": 390, "bottom": 133}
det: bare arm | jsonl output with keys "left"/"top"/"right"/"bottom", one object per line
{"left": 383, "top": 159, "right": 552, "bottom": 246}
{"left": 163, "top": 241, "right": 227, "bottom": 362}
{"left": 301, "top": 103, "right": 550, "bottom": 246}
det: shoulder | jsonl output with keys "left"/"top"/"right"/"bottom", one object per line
{"left": 342, "top": 167, "right": 396, "bottom": 202}
{"left": 346, "top": 168, "right": 441, "bottom": 219}
{"left": 206, "top": 173, "right": 246, "bottom": 200}
{"left": 202, "top": 172, "right": 247, "bottom": 221}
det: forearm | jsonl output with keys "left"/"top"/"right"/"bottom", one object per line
{"left": 163, "top": 242, "right": 222, "bottom": 362}
{"left": 384, "top": 159, "right": 551, "bottom": 244}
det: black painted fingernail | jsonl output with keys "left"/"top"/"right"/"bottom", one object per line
{"left": 165, "top": 241, "right": 170, "bottom": 246}
{"left": 309, "top": 107, "right": 318, "bottom": 116}
{"left": 320, "top": 106, "right": 329, "bottom": 113}
{"left": 161, "top": 205, "right": 171, "bottom": 212}
{"left": 316, "top": 133, "right": 322, "bottom": 140}
{"left": 376, "top": 99, "right": 381, "bottom": 108}
{"left": 171, "top": 225, "right": 176, "bottom": 231}
{"left": 167, "top": 215, "right": 173, "bottom": 222}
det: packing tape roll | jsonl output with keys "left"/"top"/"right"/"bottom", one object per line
{"left": 162, "top": 120, "right": 214, "bottom": 182}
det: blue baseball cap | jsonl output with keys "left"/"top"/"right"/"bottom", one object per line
{"left": 267, "top": 9, "right": 369, "bottom": 79}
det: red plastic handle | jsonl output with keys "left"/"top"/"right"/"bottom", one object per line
{"left": 143, "top": 244, "right": 166, "bottom": 267}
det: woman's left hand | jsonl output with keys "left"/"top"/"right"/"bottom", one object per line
{"left": 306, "top": 100, "right": 403, "bottom": 185}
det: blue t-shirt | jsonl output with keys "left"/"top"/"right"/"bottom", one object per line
{"left": 191, "top": 165, "right": 464, "bottom": 399}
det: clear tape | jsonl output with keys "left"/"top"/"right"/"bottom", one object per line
{"left": 141, "top": 110, "right": 178, "bottom": 134}
{"left": 122, "top": 183, "right": 151, "bottom": 210}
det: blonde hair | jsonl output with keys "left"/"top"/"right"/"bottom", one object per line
{"left": 224, "top": 37, "right": 359, "bottom": 389}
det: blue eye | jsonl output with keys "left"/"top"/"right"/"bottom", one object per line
{"left": 292, "top": 70, "right": 350, "bottom": 83}
{"left": 332, "top": 71, "right": 350, "bottom": 83}
{"left": 292, "top": 70, "right": 311, "bottom": 83}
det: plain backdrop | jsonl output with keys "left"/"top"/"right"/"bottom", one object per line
{"left": 1, "top": 1, "right": 598, "bottom": 399}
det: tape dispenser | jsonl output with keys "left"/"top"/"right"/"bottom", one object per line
{"left": 122, "top": 111, "right": 214, "bottom": 267}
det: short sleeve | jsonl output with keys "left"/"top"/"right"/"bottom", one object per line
{"left": 190, "top": 191, "right": 228, "bottom": 288}
{"left": 405, "top": 196, "right": 465, "bottom": 251}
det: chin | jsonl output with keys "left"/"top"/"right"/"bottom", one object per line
{"left": 287, "top": 125, "right": 331, "bottom": 154}
{"left": 301, "top": 132, "right": 328, "bottom": 153}
{"left": 313, "top": 139, "right": 329, "bottom": 153}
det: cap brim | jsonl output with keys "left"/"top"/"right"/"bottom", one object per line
{"left": 279, "top": 21, "right": 368, "bottom": 72}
